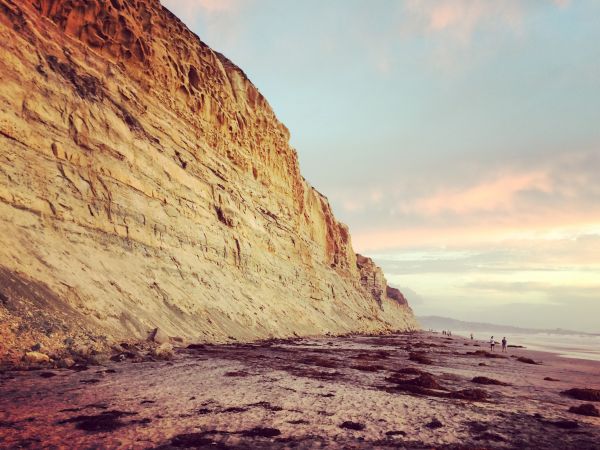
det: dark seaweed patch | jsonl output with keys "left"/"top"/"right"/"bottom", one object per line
{"left": 288, "top": 419, "right": 310, "bottom": 424}
{"left": 568, "top": 404, "right": 599, "bottom": 417}
{"left": 448, "top": 388, "right": 489, "bottom": 401}
{"left": 247, "top": 401, "right": 283, "bottom": 411}
{"left": 352, "top": 364, "right": 385, "bottom": 372}
{"left": 474, "top": 432, "right": 505, "bottom": 442}
{"left": 425, "top": 418, "right": 443, "bottom": 429}
{"left": 408, "top": 352, "right": 433, "bottom": 365}
{"left": 57, "top": 410, "right": 137, "bottom": 432}
{"left": 169, "top": 432, "right": 228, "bottom": 448}
{"left": 242, "top": 427, "right": 281, "bottom": 437}
{"left": 224, "top": 370, "right": 250, "bottom": 377}
{"left": 222, "top": 406, "right": 248, "bottom": 413}
{"left": 472, "top": 376, "right": 510, "bottom": 386}
{"left": 561, "top": 388, "right": 600, "bottom": 402}
{"left": 517, "top": 357, "right": 540, "bottom": 365}
{"left": 386, "top": 430, "right": 407, "bottom": 436}
{"left": 340, "top": 421, "right": 365, "bottom": 431}
{"left": 39, "top": 371, "right": 57, "bottom": 378}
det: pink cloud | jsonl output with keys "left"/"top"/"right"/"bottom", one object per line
{"left": 375, "top": 55, "right": 393, "bottom": 75}
{"left": 352, "top": 218, "right": 600, "bottom": 253}
{"left": 554, "top": 0, "right": 571, "bottom": 8}
{"left": 334, "top": 188, "right": 384, "bottom": 213}
{"left": 340, "top": 155, "right": 600, "bottom": 252}
{"left": 408, "top": 171, "right": 552, "bottom": 216}
{"left": 162, "top": 0, "right": 243, "bottom": 16}
{"left": 403, "top": 0, "right": 569, "bottom": 44}
{"left": 405, "top": 0, "right": 524, "bottom": 42}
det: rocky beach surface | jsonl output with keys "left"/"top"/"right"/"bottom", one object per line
{"left": 1, "top": 332, "right": 599, "bottom": 449}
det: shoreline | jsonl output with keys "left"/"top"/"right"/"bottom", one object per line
{"left": 442, "top": 329, "right": 600, "bottom": 363}
{"left": 1, "top": 331, "right": 599, "bottom": 449}
{"left": 5, "top": 328, "right": 598, "bottom": 372}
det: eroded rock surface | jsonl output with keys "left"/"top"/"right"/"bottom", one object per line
{"left": 0, "top": 0, "right": 417, "bottom": 361}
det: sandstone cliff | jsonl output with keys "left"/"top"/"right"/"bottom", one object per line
{"left": 0, "top": 0, "right": 417, "bottom": 360}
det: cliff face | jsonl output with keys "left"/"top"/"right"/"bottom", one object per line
{"left": 0, "top": 0, "right": 417, "bottom": 359}
{"left": 356, "top": 255, "right": 409, "bottom": 310}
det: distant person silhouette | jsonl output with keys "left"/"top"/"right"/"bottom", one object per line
{"left": 470, "top": 333, "right": 474, "bottom": 340}
{"left": 502, "top": 337, "right": 507, "bottom": 353}
{"left": 489, "top": 336, "right": 495, "bottom": 351}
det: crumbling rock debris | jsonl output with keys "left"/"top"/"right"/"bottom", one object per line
{"left": 23, "top": 351, "right": 50, "bottom": 364}
{"left": 152, "top": 343, "right": 174, "bottom": 360}
{"left": 148, "top": 328, "right": 169, "bottom": 345}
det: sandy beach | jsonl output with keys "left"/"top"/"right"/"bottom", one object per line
{"left": 1, "top": 332, "right": 599, "bottom": 449}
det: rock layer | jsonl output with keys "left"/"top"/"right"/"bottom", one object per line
{"left": 0, "top": 0, "right": 416, "bottom": 360}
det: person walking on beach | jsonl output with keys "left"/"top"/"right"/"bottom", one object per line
{"left": 470, "top": 333, "right": 473, "bottom": 340}
{"left": 502, "top": 337, "right": 507, "bottom": 353}
{"left": 489, "top": 336, "right": 495, "bottom": 351}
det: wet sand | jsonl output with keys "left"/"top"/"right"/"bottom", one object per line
{"left": 1, "top": 332, "right": 599, "bottom": 449}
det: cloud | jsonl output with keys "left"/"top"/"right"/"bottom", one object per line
{"left": 379, "top": 235, "right": 600, "bottom": 274}
{"left": 403, "top": 0, "right": 565, "bottom": 42}
{"left": 376, "top": 242, "right": 600, "bottom": 332}
{"left": 334, "top": 187, "right": 385, "bottom": 214}
{"left": 409, "top": 170, "right": 552, "bottom": 215}
{"left": 397, "top": 0, "right": 572, "bottom": 71}
{"left": 161, "top": 0, "right": 242, "bottom": 15}
{"left": 375, "top": 55, "right": 393, "bottom": 76}
{"left": 553, "top": 0, "right": 571, "bottom": 8}
{"left": 421, "top": 0, "right": 520, "bottom": 36}
{"left": 352, "top": 215, "right": 600, "bottom": 252}
{"left": 328, "top": 149, "right": 600, "bottom": 252}
{"left": 464, "top": 280, "right": 600, "bottom": 297}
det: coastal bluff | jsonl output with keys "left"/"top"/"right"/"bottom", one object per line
{"left": 0, "top": 0, "right": 416, "bottom": 360}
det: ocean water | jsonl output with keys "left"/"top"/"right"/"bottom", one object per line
{"left": 450, "top": 330, "right": 600, "bottom": 362}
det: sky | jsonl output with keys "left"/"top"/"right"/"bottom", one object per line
{"left": 162, "top": 0, "right": 600, "bottom": 333}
